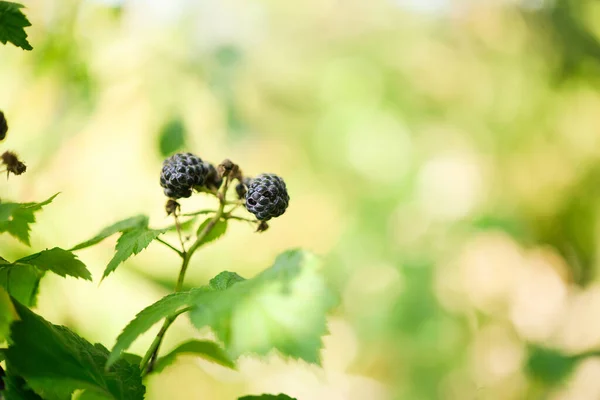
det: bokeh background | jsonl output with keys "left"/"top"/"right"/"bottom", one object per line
{"left": 2, "top": 0, "right": 600, "bottom": 398}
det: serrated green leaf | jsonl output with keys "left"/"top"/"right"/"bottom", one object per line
{"left": 6, "top": 300, "right": 145, "bottom": 400}
{"left": 158, "top": 117, "right": 186, "bottom": 157}
{"left": 0, "top": 286, "right": 17, "bottom": 341}
{"left": 0, "top": 1, "right": 32, "bottom": 50}
{"left": 209, "top": 271, "right": 246, "bottom": 290}
{"left": 70, "top": 215, "right": 149, "bottom": 251}
{"left": 196, "top": 218, "right": 227, "bottom": 247}
{"left": 189, "top": 250, "right": 335, "bottom": 364}
{"left": 103, "top": 227, "right": 165, "bottom": 280}
{"left": 107, "top": 289, "right": 208, "bottom": 368}
{"left": 16, "top": 247, "right": 92, "bottom": 281}
{"left": 0, "top": 263, "right": 43, "bottom": 306}
{"left": 154, "top": 340, "right": 235, "bottom": 373}
{"left": 0, "top": 194, "right": 59, "bottom": 246}
{"left": 238, "top": 394, "right": 297, "bottom": 400}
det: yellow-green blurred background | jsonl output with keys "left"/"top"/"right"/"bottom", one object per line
{"left": 4, "top": 0, "right": 600, "bottom": 398}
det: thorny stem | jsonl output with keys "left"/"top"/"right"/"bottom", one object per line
{"left": 140, "top": 176, "right": 232, "bottom": 375}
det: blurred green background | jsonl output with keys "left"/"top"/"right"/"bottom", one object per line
{"left": 3, "top": 0, "right": 600, "bottom": 398}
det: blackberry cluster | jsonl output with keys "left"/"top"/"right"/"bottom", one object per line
{"left": 160, "top": 153, "right": 209, "bottom": 199}
{"left": 245, "top": 174, "right": 290, "bottom": 221}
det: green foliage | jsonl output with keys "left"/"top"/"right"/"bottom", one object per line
{"left": 525, "top": 346, "right": 580, "bottom": 385}
{"left": 109, "top": 250, "right": 333, "bottom": 368}
{"left": 16, "top": 247, "right": 92, "bottom": 281}
{"left": 209, "top": 271, "right": 245, "bottom": 290}
{"left": 189, "top": 250, "right": 334, "bottom": 364}
{"left": 158, "top": 117, "right": 186, "bottom": 157}
{"left": 0, "top": 1, "right": 32, "bottom": 50}
{"left": 238, "top": 395, "right": 297, "bottom": 400}
{"left": 5, "top": 299, "right": 145, "bottom": 400}
{"left": 4, "top": 373, "right": 43, "bottom": 400}
{"left": 103, "top": 227, "right": 166, "bottom": 280}
{"left": 196, "top": 218, "right": 228, "bottom": 247}
{"left": 0, "top": 193, "right": 59, "bottom": 246}
{"left": 0, "top": 263, "right": 43, "bottom": 306}
{"left": 106, "top": 289, "right": 206, "bottom": 368}
{"left": 153, "top": 340, "right": 235, "bottom": 372}
{"left": 70, "top": 215, "right": 149, "bottom": 251}
{"left": 69, "top": 215, "right": 165, "bottom": 280}
{"left": 0, "top": 286, "right": 17, "bottom": 341}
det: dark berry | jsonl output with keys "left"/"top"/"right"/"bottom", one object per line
{"left": 245, "top": 174, "right": 289, "bottom": 221}
{"left": 204, "top": 162, "right": 223, "bottom": 190}
{"left": 160, "top": 152, "right": 209, "bottom": 199}
{"left": 236, "top": 177, "right": 252, "bottom": 199}
{"left": 0, "top": 111, "right": 7, "bottom": 141}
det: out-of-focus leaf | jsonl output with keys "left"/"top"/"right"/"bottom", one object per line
{"left": 158, "top": 117, "right": 186, "bottom": 157}
{"left": 0, "top": 263, "right": 43, "bottom": 307}
{"left": 0, "top": 286, "right": 17, "bottom": 341}
{"left": 238, "top": 394, "right": 297, "bottom": 400}
{"left": 153, "top": 340, "right": 235, "bottom": 372}
{"left": 195, "top": 218, "right": 227, "bottom": 247}
{"left": 189, "top": 250, "right": 335, "bottom": 364}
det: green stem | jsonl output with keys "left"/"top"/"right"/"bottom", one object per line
{"left": 140, "top": 178, "right": 231, "bottom": 375}
{"left": 156, "top": 237, "right": 183, "bottom": 257}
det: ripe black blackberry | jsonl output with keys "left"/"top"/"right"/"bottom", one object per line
{"left": 160, "top": 153, "right": 209, "bottom": 199}
{"left": 245, "top": 174, "right": 289, "bottom": 221}
{"left": 0, "top": 111, "right": 7, "bottom": 141}
{"left": 204, "top": 162, "right": 223, "bottom": 190}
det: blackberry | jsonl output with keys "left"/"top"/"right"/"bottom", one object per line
{"left": 160, "top": 152, "right": 209, "bottom": 199}
{"left": 204, "top": 162, "right": 223, "bottom": 190}
{"left": 245, "top": 174, "right": 289, "bottom": 221}
{"left": 0, "top": 111, "right": 6, "bottom": 141}
{"left": 236, "top": 177, "right": 252, "bottom": 199}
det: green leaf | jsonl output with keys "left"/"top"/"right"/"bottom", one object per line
{"left": 0, "top": 263, "right": 43, "bottom": 306}
{"left": 163, "top": 216, "right": 198, "bottom": 233}
{"left": 70, "top": 215, "right": 149, "bottom": 251}
{"left": 102, "top": 227, "right": 166, "bottom": 280}
{"left": 107, "top": 289, "right": 207, "bottom": 368}
{"left": 189, "top": 250, "right": 335, "bottom": 364}
{"left": 525, "top": 345, "right": 580, "bottom": 385}
{"left": 209, "top": 271, "right": 246, "bottom": 290}
{"left": 4, "top": 374, "right": 44, "bottom": 400}
{"left": 108, "top": 251, "right": 334, "bottom": 368}
{"left": 153, "top": 340, "right": 235, "bottom": 373}
{"left": 0, "top": 193, "right": 59, "bottom": 246}
{"left": 158, "top": 117, "right": 186, "bottom": 157}
{"left": 6, "top": 299, "right": 145, "bottom": 400}
{"left": 0, "top": 286, "right": 17, "bottom": 341}
{"left": 196, "top": 218, "right": 228, "bottom": 247}
{"left": 238, "top": 394, "right": 297, "bottom": 400}
{"left": 0, "top": 1, "right": 33, "bottom": 50}
{"left": 16, "top": 247, "right": 92, "bottom": 281}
